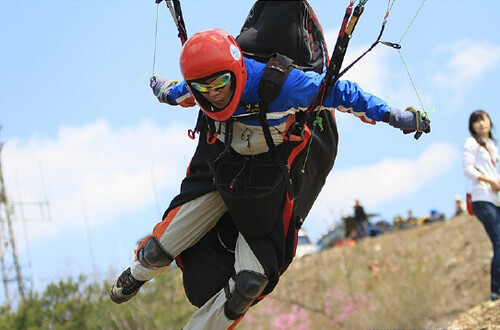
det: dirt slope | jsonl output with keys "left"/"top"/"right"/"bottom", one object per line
{"left": 449, "top": 299, "right": 499, "bottom": 329}
{"left": 238, "top": 214, "right": 498, "bottom": 329}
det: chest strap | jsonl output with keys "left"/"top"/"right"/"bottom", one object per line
{"left": 240, "top": 53, "right": 294, "bottom": 150}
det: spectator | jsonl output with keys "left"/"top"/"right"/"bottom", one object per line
{"left": 462, "top": 109, "right": 500, "bottom": 301}
{"left": 353, "top": 199, "right": 369, "bottom": 240}
{"left": 407, "top": 209, "right": 417, "bottom": 226}
{"left": 455, "top": 196, "right": 465, "bottom": 217}
{"left": 393, "top": 215, "right": 407, "bottom": 230}
{"left": 425, "top": 209, "right": 445, "bottom": 223}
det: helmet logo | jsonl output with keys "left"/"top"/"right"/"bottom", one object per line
{"left": 230, "top": 44, "right": 241, "bottom": 61}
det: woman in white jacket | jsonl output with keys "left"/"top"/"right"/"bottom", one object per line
{"left": 463, "top": 110, "right": 500, "bottom": 301}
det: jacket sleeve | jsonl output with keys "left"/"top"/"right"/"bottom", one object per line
{"left": 163, "top": 81, "right": 196, "bottom": 108}
{"left": 463, "top": 138, "right": 482, "bottom": 181}
{"left": 325, "top": 80, "right": 391, "bottom": 124}
{"left": 280, "top": 70, "right": 391, "bottom": 124}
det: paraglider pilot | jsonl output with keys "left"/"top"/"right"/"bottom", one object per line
{"left": 110, "top": 28, "right": 430, "bottom": 329}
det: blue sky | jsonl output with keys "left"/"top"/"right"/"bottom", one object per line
{"left": 1, "top": 0, "right": 499, "bottom": 303}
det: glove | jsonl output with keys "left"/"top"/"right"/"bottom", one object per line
{"left": 150, "top": 76, "right": 178, "bottom": 104}
{"left": 385, "top": 106, "right": 431, "bottom": 140}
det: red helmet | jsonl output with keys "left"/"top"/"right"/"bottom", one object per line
{"left": 180, "top": 29, "right": 247, "bottom": 122}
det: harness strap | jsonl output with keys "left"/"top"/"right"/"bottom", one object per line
{"left": 188, "top": 109, "right": 205, "bottom": 140}
{"left": 292, "top": 1, "right": 366, "bottom": 138}
{"left": 258, "top": 102, "right": 276, "bottom": 150}
{"left": 324, "top": 2, "right": 364, "bottom": 98}
{"left": 204, "top": 112, "right": 219, "bottom": 144}
{"left": 258, "top": 54, "right": 294, "bottom": 103}
{"left": 160, "top": 0, "right": 188, "bottom": 45}
{"left": 222, "top": 120, "right": 234, "bottom": 156}
{"left": 238, "top": 53, "right": 294, "bottom": 150}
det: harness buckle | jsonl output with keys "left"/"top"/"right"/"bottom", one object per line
{"left": 207, "top": 132, "right": 218, "bottom": 144}
{"left": 285, "top": 121, "right": 305, "bottom": 142}
{"left": 187, "top": 129, "right": 197, "bottom": 140}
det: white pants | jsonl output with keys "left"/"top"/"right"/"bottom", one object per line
{"left": 130, "top": 190, "right": 265, "bottom": 329}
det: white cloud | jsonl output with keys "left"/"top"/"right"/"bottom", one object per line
{"left": 306, "top": 142, "right": 459, "bottom": 232}
{"left": 433, "top": 41, "right": 500, "bottom": 85}
{"left": 431, "top": 40, "right": 500, "bottom": 105}
{"left": 3, "top": 120, "right": 197, "bottom": 244}
{"left": 0, "top": 123, "right": 459, "bottom": 282}
{"left": 324, "top": 30, "right": 394, "bottom": 96}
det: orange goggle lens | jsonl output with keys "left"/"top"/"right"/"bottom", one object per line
{"left": 190, "top": 73, "right": 231, "bottom": 93}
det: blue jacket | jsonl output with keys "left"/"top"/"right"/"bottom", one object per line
{"left": 167, "top": 57, "right": 391, "bottom": 127}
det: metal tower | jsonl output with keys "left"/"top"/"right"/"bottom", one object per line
{"left": 0, "top": 141, "right": 25, "bottom": 306}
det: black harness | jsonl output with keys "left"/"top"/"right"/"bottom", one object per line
{"left": 193, "top": 53, "right": 295, "bottom": 240}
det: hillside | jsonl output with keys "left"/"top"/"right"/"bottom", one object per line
{"left": 1, "top": 214, "right": 496, "bottom": 329}
{"left": 238, "top": 214, "right": 496, "bottom": 329}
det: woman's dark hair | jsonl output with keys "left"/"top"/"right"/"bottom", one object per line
{"left": 469, "top": 110, "right": 495, "bottom": 146}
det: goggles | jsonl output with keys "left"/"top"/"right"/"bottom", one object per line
{"left": 190, "top": 73, "right": 231, "bottom": 93}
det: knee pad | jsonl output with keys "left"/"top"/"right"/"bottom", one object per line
{"left": 224, "top": 270, "right": 268, "bottom": 320}
{"left": 137, "top": 236, "right": 173, "bottom": 268}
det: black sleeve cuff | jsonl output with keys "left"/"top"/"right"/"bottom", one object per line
{"left": 382, "top": 112, "right": 390, "bottom": 123}
{"left": 165, "top": 91, "right": 177, "bottom": 105}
